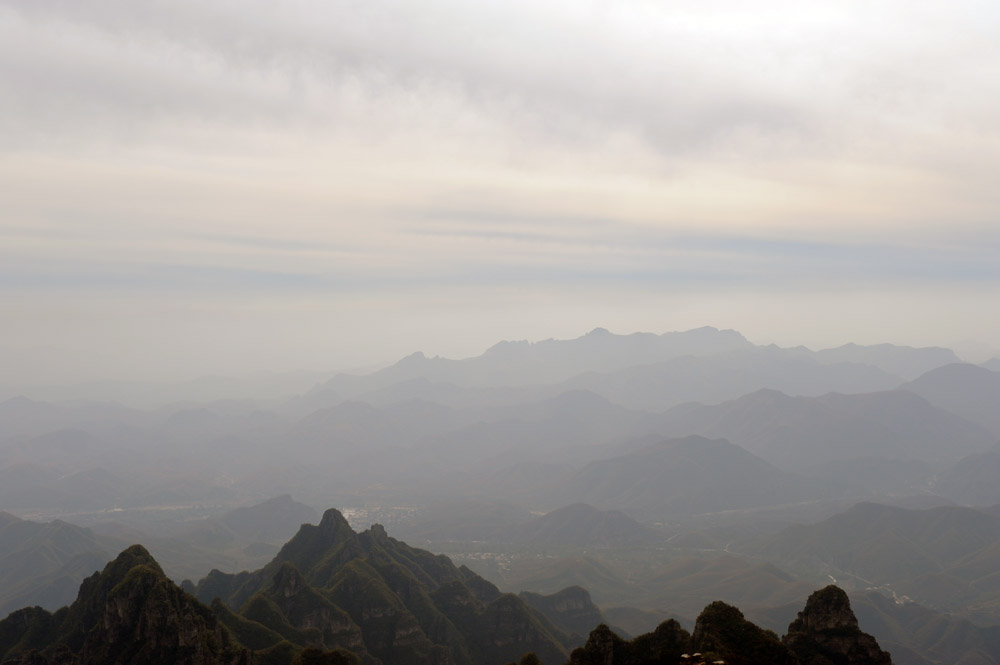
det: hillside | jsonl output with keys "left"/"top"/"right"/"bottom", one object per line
{"left": 0, "top": 545, "right": 252, "bottom": 665}
{"left": 192, "top": 508, "right": 574, "bottom": 665}
{"left": 0, "top": 513, "right": 112, "bottom": 617}
{"left": 746, "top": 502, "right": 1000, "bottom": 623}
{"left": 497, "top": 504, "right": 661, "bottom": 548}
{"left": 655, "top": 388, "right": 996, "bottom": 473}
{"left": 900, "top": 363, "right": 1000, "bottom": 436}
{"left": 558, "top": 436, "right": 826, "bottom": 519}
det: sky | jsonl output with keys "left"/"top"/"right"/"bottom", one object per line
{"left": 2, "top": 0, "right": 999, "bottom": 386}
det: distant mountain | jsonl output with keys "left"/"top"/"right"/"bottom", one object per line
{"left": 557, "top": 347, "right": 901, "bottom": 411}
{"left": 407, "top": 391, "right": 657, "bottom": 481}
{"left": 850, "top": 591, "right": 1000, "bottom": 665}
{"left": 519, "top": 586, "right": 608, "bottom": 642}
{"left": 497, "top": 504, "right": 661, "bottom": 548}
{"left": 900, "top": 363, "right": 1000, "bottom": 436}
{"left": 558, "top": 436, "right": 827, "bottom": 519}
{"left": 0, "top": 512, "right": 113, "bottom": 617}
{"left": 813, "top": 342, "right": 959, "bottom": 380}
{"left": 930, "top": 446, "right": 1000, "bottom": 506}
{"left": 294, "top": 330, "right": 961, "bottom": 415}
{"left": 655, "top": 388, "right": 995, "bottom": 472}
{"left": 192, "top": 508, "right": 574, "bottom": 665}
{"left": 0, "top": 545, "right": 251, "bottom": 665}
{"left": 983, "top": 358, "right": 1000, "bottom": 372}
{"left": 747, "top": 502, "right": 1000, "bottom": 623}
{"left": 179, "top": 495, "right": 319, "bottom": 550}
{"left": 301, "top": 327, "right": 753, "bottom": 406}
{"left": 0, "top": 396, "right": 145, "bottom": 440}
{"left": 639, "top": 556, "right": 815, "bottom": 620}
{"left": 390, "top": 497, "right": 535, "bottom": 543}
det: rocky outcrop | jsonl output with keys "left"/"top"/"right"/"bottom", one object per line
{"left": 691, "top": 601, "right": 798, "bottom": 665}
{"left": 783, "top": 586, "right": 892, "bottom": 665}
{"left": 567, "top": 619, "right": 689, "bottom": 665}
{"left": 0, "top": 545, "right": 250, "bottom": 665}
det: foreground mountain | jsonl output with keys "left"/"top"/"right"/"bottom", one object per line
{"left": 783, "top": 586, "right": 891, "bottom": 665}
{"left": 192, "top": 508, "right": 573, "bottom": 665}
{"left": 0, "top": 519, "right": 897, "bottom": 665}
{"left": 567, "top": 586, "right": 891, "bottom": 665}
{"left": 0, "top": 545, "right": 251, "bottom": 665}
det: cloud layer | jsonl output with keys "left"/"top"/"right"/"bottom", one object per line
{"left": 2, "top": 1, "right": 998, "bottom": 383}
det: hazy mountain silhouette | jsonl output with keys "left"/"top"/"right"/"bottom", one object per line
{"left": 306, "top": 327, "right": 753, "bottom": 402}
{"left": 0, "top": 513, "right": 112, "bottom": 617}
{"left": 900, "top": 363, "right": 1000, "bottom": 436}
{"left": 558, "top": 436, "right": 827, "bottom": 519}
{"left": 497, "top": 504, "right": 661, "bottom": 548}
{"left": 748, "top": 502, "right": 1000, "bottom": 623}
{"left": 655, "top": 388, "right": 996, "bottom": 472}
{"left": 812, "top": 342, "right": 959, "bottom": 381}
{"left": 557, "top": 347, "right": 901, "bottom": 411}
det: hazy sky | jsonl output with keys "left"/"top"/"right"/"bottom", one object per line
{"left": 2, "top": 1, "right": 999, "bottom": 385}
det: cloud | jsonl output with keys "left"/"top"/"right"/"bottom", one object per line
{"left": 1, "top": 1, "right": 998, "bottom": 383}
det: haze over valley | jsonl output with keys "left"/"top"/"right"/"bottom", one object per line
{"left": 4, "top": 2, "right": 1000, "bottom": 663}
{"left": 3, "top": 326, "right": 1000, "bottom": 664}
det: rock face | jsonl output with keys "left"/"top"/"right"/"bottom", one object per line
{"left": 783, "top": 586, "right": 893, "bottom": 665}
{"left": 0, "top": 545, "right": 251, "bottom": 665}
{"left": 691, "top": 601, "right": 798, "bottom": 665}
{"left": 568, "top": 620, "right": 690, "bottom": 665}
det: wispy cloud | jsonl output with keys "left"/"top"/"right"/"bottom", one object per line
{"left": 1, "top": 1, "right": 998, "bottom": 382}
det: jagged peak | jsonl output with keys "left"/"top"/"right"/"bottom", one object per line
{"left": 106, "top": 544, "right": 164, "bottom": 580}
{"left": 788, "top": 585, "right": 858, "bottom": 632}
{"left": 319, "top": 508, "right": 353, "bottom": 533}
{"left": 784, "top": 585, "right": 892, "bottom": 665}
{"left": 366, "top": 523, "right": 389, "bottom": 543}
{"left": 393, "top": 350, "right": 429, "bottom": 366}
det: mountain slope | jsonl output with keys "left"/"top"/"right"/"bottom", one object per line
{"left": 655, "top": 388, "right": 995, "bottom": 472}
{"left": 0, "top": 545, "right": 251, "bottom": 665}
{"left": 194, "top": 508, "right": 571, "bottom": 665}
{"left": 900, "top": 363, "right": 1000, "bottom": 436}
{"left": 498, "top": 503, "right": 660, "bottom": 548}
{"left": 559, "top": 436, "right": 825, "bottom": 518}
{"left": 748, "top": 502, "right": 1000, "bottom": 622}
{"left": 0, "top": 513, "right": 113, "bottom": 617}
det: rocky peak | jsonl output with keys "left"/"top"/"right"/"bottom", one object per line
{"left": 318, "top": 508, "right": 353, "bottom": 536}
{"left": 367, "top": 523, "right": 389, "bottom": 543}
{"left": 691, "top": 601, "right": 797, "bottom": 665}
{"left": 0, "top": 545, "right": 251, "bottom": 665}
{"left": 783, "top": 585, "right": 892, "bottom": 665}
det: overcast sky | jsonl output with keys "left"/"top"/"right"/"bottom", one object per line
{"left": 2, "top": 0, "right": 999, "bottom": 385}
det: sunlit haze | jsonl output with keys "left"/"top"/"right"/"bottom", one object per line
{"left": 2, "top": 1, "right": 999, "bottom": 387}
